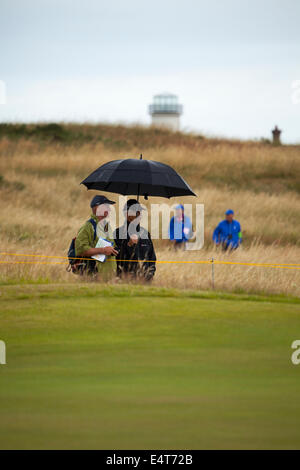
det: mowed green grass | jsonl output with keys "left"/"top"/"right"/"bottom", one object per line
{"left": 0, "top": 285, "right": 300, "bottom": 449}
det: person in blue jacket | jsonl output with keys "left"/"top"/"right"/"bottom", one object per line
{"left": 213, "top": 209, "right": 242, "bottom": 250}
{"left": 169, "top": 204, "right": 193, "bottom": 250}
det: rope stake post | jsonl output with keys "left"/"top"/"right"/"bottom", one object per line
{"left": 211, "top": 257, "right": 215, "bottom": 290}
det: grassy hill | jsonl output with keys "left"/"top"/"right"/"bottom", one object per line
{"left": 0, "top": 122, "right": 299, "bottom": 295}
{"left": 1, "top": 122, "right": 299, "bottom": 195}
{"left": 1, "top": 126, "right": 300, "bottom": 450}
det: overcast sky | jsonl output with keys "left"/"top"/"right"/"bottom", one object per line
{"left": 0, "top": 0, "right": 300, "bottom": 142}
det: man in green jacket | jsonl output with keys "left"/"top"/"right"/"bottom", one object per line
{"left": 75, "top": 195, "right": 118, "bottom": 277}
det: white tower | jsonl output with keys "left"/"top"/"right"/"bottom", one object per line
{"left": 149, "top": 93, "right": 183, "bottom": 131}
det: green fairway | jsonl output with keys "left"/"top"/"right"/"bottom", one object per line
{"left": 0, "top": 284, "right": 300, "bottom": 449}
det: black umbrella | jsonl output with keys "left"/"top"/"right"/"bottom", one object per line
{"left": 81, "top": 155, "right": 196, "bottom": 199}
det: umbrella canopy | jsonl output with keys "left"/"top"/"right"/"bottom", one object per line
{"left": 81, "top": 156, "right": 196, "bottom": 199}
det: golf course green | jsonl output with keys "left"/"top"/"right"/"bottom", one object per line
{"left": 0, "top": 284, "right": 300, "bottom": 449}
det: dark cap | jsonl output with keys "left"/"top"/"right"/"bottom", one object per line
{"left": 90, "top": 195, "right": 115, "bottom": 208}
{"left": 123, "top": 199, "right": 144, "bottom": 214}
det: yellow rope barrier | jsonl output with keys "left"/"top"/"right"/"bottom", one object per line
{"left": 0, "top": 260, "right": 65, "bottom": 265}
{"left": 0, "top": 252, "right": 300, "bottom": 270}
{"left": 1, "top": 251, "right": 300, "bottom": 265}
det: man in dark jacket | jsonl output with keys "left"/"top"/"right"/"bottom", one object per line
{"left": 114, "top": 199, "right": 156, "bottom": 282}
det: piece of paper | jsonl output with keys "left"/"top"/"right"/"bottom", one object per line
{"left": 91, "top": 238, "right": 112, "bottom": 263}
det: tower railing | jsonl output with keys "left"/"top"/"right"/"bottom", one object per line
{"left": 149, "top": 104, "right": 183, "bottom": 115}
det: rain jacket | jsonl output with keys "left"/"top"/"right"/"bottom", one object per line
{"left": 168, "top": 215, "right": 193, "bottom": 243}
{"left": 212, "top": 219, "right": 242, "bottom": 249}
{"left": 114, "top": 223, "right": 156, "bottom": 281}
{"left": 75, "top": 214, "right": 115, "bottom": 276}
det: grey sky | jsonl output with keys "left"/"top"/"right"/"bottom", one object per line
{"left": 1, "top": 0, "right": 300, "bottom": 142}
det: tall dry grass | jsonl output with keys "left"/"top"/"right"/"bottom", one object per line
{"left": 0, "top": 125, "right": 299, "bottom": 295}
